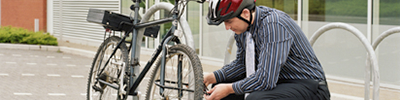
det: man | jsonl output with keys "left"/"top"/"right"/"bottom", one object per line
{"left": 203, "top": 0, "right": 331, "bottom": 100}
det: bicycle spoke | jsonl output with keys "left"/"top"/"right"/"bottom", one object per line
{"left": 87, "top": 36, "right": 129, "bottom": 100}
{"left": 145, "top": 44, "right": 203, "bottom": 100}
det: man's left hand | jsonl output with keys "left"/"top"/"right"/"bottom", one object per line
{"left": 204, "top": 83, "right": 235, "bottom": 100}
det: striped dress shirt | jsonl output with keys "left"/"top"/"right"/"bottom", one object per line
{"left": 213, "top": 6, "right": 326, "bottom": 95}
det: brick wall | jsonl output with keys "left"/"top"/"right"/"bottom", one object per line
{"left": 1, "top": 0, "right": 47, "bottom": 32}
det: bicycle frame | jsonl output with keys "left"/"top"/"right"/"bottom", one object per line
{"left": 93, "top": 0, "right": 198, "bottom": 98}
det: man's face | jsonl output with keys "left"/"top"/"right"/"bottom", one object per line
{"left": 223, "top": 17, "right": 249, "bottom": 34}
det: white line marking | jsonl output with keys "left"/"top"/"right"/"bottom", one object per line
{"left": 27, "top": 63, "right": 37, "bottom": 65}
{"left": 85, "top": 65, "right": 91, "bottom": 67}
{"left": 0, "top": 73, "right": 9, "bottom": 76}
{"left": 71, "top": 75, "right": 84, "bottom": 78}
{"left": 22, "top": 73, "right": 35, "bottom": 76}
{"left": 89, "top": 93, "right": 99, "bottom": 96}
{"left": 47, "top": 63, "right": 57, "bottom": 66}
{"left": 48, "top": 93, "right": 66, "bottom": 96}
{"left": 47, "top": 56, "right": 55, "bottom": 58}
{"left": 63, "top": 57, "right": 71, "bottom": 59}
{"left": 14, "top": 93, "right": 32, "bottom": 95}
{"left": 66, "top": 64, "right": 76, "bottom": 67}
{"left": 12, "top": 54, "right": 22, "bottom": 56}
{"left": 81, "top": 93, "right": 86, "bottom": 96}
{"left": 47, "top": 74, "right": 60, "bottom": 77}
{"left": 30, "top": 55, "right": 39, "bottom": 57}
{"left": 6, "top": 62, "right": 17, "bottom": 64}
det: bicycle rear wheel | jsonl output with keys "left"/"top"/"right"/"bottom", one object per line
{"left": 145, "top": 44, "right": 203, "bottom": 100}
{"left": 87, "top": 36, "right": 129, "bottom": 100}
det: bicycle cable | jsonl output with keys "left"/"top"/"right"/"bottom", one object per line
{"left": 168, "top": 0, "right": 188, "bottom": 20}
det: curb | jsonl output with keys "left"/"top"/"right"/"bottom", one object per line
{"left": 59, "top": 46, "right": 96, "bottom": 58}
{"left": 0, "top": 43, "right": 96, "bottom": 58}
{"left": 0, "top": 43, "right": 156, "bottom": 59}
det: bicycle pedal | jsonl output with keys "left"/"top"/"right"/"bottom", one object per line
{"left": 92, "top": 85, "right": 103, "bottom": 93}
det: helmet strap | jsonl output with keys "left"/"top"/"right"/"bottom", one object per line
{"left": 236, "top": 11, "right": 253, "bottom": 29}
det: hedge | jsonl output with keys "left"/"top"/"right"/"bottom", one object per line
{"left": 0, "top": 26, "right": 58, "bottom": 46}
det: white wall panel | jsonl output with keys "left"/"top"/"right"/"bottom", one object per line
{"left": 52, "top": 0, "right": 120, "bottom": 46}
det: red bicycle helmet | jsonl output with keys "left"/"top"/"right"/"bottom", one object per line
{"left": 207, "top": 0, "right": 256, "bottom": 25}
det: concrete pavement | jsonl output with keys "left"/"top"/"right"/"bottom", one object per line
{"left": 0, "top": 47, "right": 90, "bottom": 100}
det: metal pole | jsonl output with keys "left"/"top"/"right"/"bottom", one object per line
{"left": 199, "top": 3, "right": 203, "bottom": 56}
{"left": 367, "top": 0, "right": 373, "bottom": 44}
{"left": 297, "top": 0, "right": 302, "bottom": 27}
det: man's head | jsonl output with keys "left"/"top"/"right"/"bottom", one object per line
{"left": 207, "top": 0, "right": 256, "bottom": 34}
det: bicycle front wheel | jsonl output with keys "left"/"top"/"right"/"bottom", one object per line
{"left": 145, "top": 44, "right": 203, "bottom": 100}
{"left": 87, "top": 36, "right": 129, "bottom": 100}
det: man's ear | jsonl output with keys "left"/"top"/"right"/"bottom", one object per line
{"left": 240, "top": 9, "right": 251, "bottom": 20}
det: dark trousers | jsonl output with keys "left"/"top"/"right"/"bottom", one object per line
{"left": 213, "top": 79, "right": 330, "bottom": 100}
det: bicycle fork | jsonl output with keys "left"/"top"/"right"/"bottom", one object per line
{"left": 159, "top": 35, "right": 184, "bottom": 97}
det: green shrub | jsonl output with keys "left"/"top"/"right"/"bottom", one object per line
{"left": 0, "top": 26, "right": 58, "bottom": 46}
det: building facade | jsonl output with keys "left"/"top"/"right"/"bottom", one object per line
{"left": 1, "top": 0, "right": 47, "bottom": 32}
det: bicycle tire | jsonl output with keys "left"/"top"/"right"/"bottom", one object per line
{"left": 87, "top": 36, "right": 129, "bottom": 100}
{"left": 144, "top": 44, "right": 203, "bottom": 100}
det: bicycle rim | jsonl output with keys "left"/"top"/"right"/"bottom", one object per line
{"left": 145, "top": 44, "right": 203, "bottom": 100}
{"left": 87, "top": 36, "right": 129, "bottom": 100}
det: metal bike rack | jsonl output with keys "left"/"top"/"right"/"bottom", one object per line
{"left": 371, "top": 27, "right": 400, "bottom": 50}
{"left": 133, "top": 2, "right": 195, "bottom": 60}
{"left": 367, "top": 27, "right": 400, "bottom": 70}
{"left": 365, "top": 27, "right": 400, "bottom": 99}
{"left": 224, "top": 33, "right": 236, "bottom": 65}
{"left": 309, "top": 22, "right": 380, "bottom": 100}
{"left": 128, "top": 2, "right": 195, "bottom": 99}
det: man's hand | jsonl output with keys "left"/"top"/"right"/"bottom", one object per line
{"left": 203, "top": 73, "right": 217, "bottom": 87}
{"left": 204, "top": 83, "right": 235, "bottom": 100}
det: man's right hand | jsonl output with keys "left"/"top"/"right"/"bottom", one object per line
{"left": 203, "top": 73, "right": 217, "bottom": 87}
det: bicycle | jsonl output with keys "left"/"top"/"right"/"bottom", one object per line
{"left": 85, "top": 0, "right": 207, "bottom": 100}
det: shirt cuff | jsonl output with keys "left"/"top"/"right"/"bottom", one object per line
{"left": 232, "top": 81, "right": 245, "bottom": 94}
{"left": 213, "top": 70, "right": 225, "bottom": 83}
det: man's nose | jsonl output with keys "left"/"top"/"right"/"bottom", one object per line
{"left": 224, "top": 24, "right": 230, "bottom": 30}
